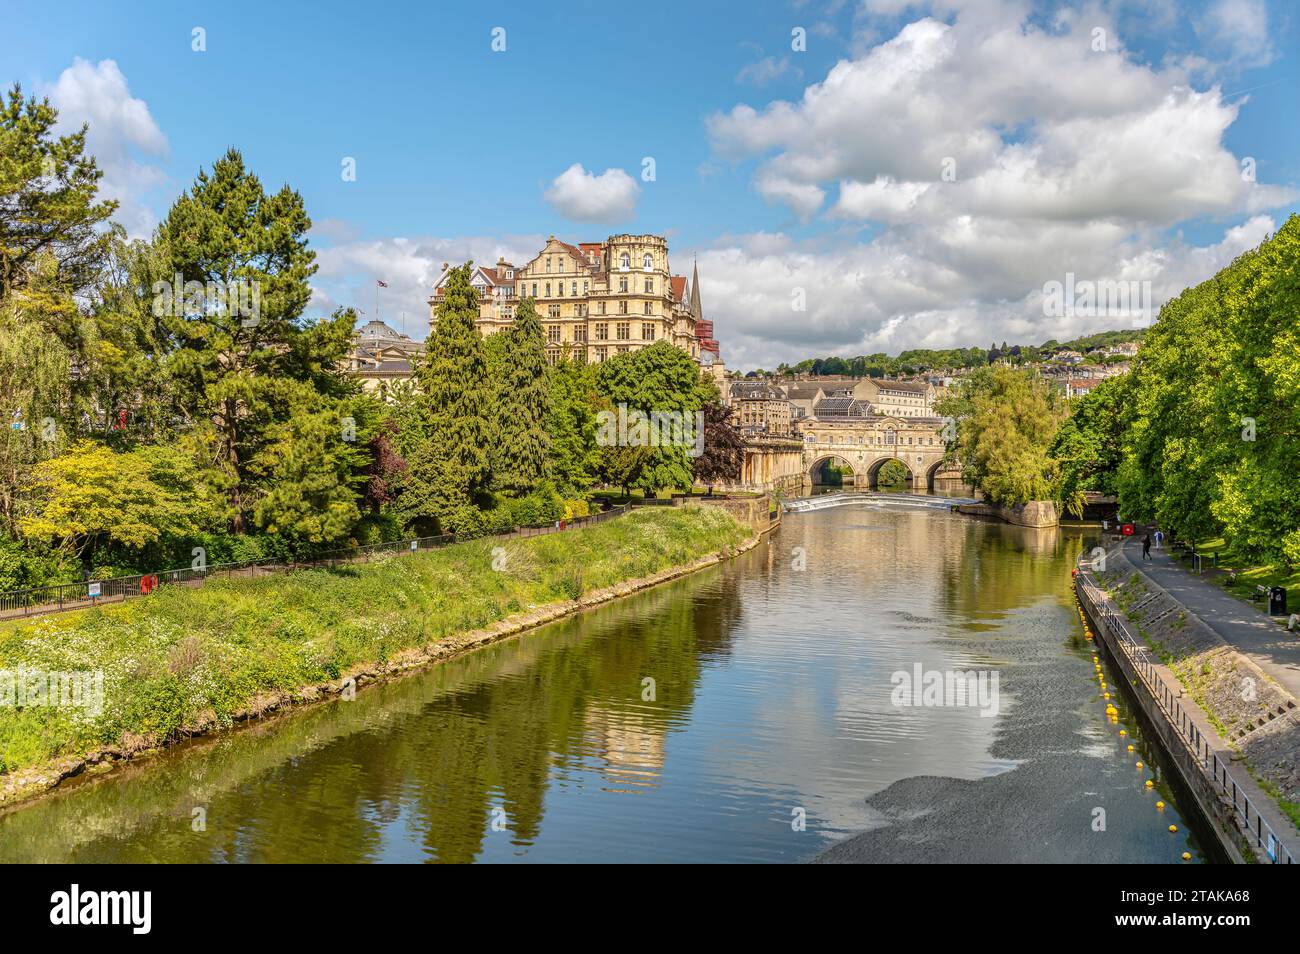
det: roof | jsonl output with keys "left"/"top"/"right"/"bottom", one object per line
{"left": 785, "top": 386, "right": 825, "bottom": 400}
{"left": 670, "top": 275, "right": 687, "bottom": 300}
{"left": 813, "top": 396, "right": 869, "bottom": 419}
{"left": 731, "top": 381, "right": 785, "bottom": 401}
{"left": 356, "top": 319, "right": 410, "bottom": 341}
{"left": 873, "top": 379, "right": 929, "bottom": 394}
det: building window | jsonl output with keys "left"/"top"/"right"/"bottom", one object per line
{"left": 642, "top": 253, "right": 652, "bottom": 270}
{"left": 620, "top": 252, "right": 630, "bottom": 270}
{"left": 583, "top": 281, "right": 588, "bottom": 295}
{"left": 642, "top": 322, "right": 655, "bottom": 340}
{"left": 546, "top": 258, "right": 552, "bottom": 273}
{"left": 531, "top": 283, "right": 537, "bottom": 297}
{"left": 619, "top": 277, "right": 628, "bottom": 293}
{"left": 548, "top": 304, "right": 560, "bottom": 318}
{"left": 574, "top": 326, "right": 587, "bottom": 342}
{"left": 546, "top": 347, "right": 559, "bottom": 365}
{"left": 545, "top": 283, "right": 551, "bottom": 297}
{"left": 598, "top": 302, "right": 606, "bottom": 315}
{"left": 616, "top": 322, "right": 630, "bottom": 340}
{"left": 595, "top": 322, "right": 608, "bottom": 341}
{"left": 616, "top": 345, "right": 629, "bottom": 354}
{"left": 547, "top": 324, "right": 561, "bottom": 343}
{"left": 618, "top": 301, "right": 628, "bottom": 315}
{"left": 643, "top": 302, "right": 652, "bottom": 316}
{"left": 571, "top": 281, "right": 577, "bottom": 296}
{"left": 644, "top": 278, "right": 653, "bottom": 294}
{"left": 595, "top": 346, "right": 607, "bottom": 362}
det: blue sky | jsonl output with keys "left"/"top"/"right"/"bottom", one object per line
{"left": 5, "top": 0, "right": 1298, "bottom": 368}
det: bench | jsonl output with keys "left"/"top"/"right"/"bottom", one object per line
{"left": 1253, "top": 585, "right": 1269, "bottom": 603}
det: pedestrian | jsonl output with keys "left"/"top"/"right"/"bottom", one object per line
{"left": 1154, "top": 528, "right": 1164, "bottom": 550}
{"left": 1142, "top": 533, "right": 1152, "bottom": 561}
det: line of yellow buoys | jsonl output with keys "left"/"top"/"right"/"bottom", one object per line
{"left": 1073, "top": 578, "right": 1191, "bottom": 862}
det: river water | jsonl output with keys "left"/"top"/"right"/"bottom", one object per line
{"left": 0, "top": 503, "right": 1206, "bottom": 863}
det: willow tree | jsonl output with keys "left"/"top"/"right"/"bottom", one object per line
{"left": 938, "top": 364, "right": 1066, "bottom": 507}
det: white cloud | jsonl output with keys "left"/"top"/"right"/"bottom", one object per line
{"left": 42, "top": 58, "right": 169, "bottom": 238}
{"left": 308, "top": 232, "right": 545, "bottom": 337}
{"left": 693, "top": 6, "right": 1297, "bottom": 368}
{"left": 737, "top": 55, "right": 803, "bottom": 86}
{"left": 543, "top": 163, "right": 639, "bottom": 224}
{"left": 697, "top": 216, "right": 1281, "bottom": 370}
{"left": 1197, "top": 0, "right": 1275, "bottom": 69}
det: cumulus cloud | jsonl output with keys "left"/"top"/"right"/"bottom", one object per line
{"left": 42, "top": 58, "right": 169, "bottom": 238}
{"left": 543, "top": 163, "right": 639, "bottom": 224}
{"left": 697, "top": 216, "right": 1281, "bottom": 370}
{"left": 693, "top": 6, "right": 1297, "bottom": 368}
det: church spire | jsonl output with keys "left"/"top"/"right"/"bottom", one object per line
{"left": 689, "top": 259, "right": 703, "bottom": 320}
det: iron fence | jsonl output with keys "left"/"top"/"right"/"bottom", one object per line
{"left": 0, "top": 505, "right": 630, "bottom": 623}
{"left": 1076, "top": 560, "right": 1295, "bottom": 864}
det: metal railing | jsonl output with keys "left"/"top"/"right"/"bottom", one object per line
{"left": 0, "top": 505, "right": 630, "bottom": 622}
{"left": 1076, "top": 561, "right": 1295, "bottom": 864}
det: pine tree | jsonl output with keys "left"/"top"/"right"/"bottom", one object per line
{"left": 400, "top": 263, "right": 493, "bottom": 532}
{"left": 157, "top": 149, "right": 358, "bottom": 538}
{"left": 492, "top": 297, "right": 551, "bottom": 494}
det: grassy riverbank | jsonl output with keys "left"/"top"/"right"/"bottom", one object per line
{"left": 0, "top": 506, "right": 750, "bottom": 780}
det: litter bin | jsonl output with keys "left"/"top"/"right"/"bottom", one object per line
{"left": 1268, "top": 586, "right": 1287, "bottom": 616}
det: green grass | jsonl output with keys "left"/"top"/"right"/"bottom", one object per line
{"left": 0, "top": 506, "right": 750, "bottom": 778}
{"left": 1179, "top": 537, "right": 1300, "bottom": 606}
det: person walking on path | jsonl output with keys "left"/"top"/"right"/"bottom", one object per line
{"left": 1154, "top": 529, "right": 1164, "bottom": 550}
{"left": 1142, "top": 533, "right": 1152, "bottom": 561}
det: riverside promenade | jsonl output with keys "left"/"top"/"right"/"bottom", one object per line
{"left": 1122, "top": 537, "right": 1300, "bottom": 699}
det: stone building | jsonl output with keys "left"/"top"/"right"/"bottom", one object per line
{"left": 729, "top": 381, "right": 792, "bottom": 436}
{"left": 347, "top": 319, "right": 424, "bottom": 398}
{"left": 429, "top": 234, "right": 718, "bottom": 370}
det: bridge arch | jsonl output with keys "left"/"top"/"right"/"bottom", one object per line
{"left": 865, "top": 456, "right": 914, "bottom": 491}
{"left": 808, "top": 454, "right": 858, "bottom": 488}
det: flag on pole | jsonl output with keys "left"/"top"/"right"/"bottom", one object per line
{"left": 376, "top": 279, "right": 388, "bottom": 287}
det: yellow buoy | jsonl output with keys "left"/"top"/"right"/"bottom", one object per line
{"left": 1119, "top": 729, "right": 1127, "bottom": 737}
{"left": 1127, "top": 744, "right": 1135, "bottom": 752}
{"left": 1182, "top": 851, "right": 1191, "bottom": 861}
{"left": 1168, "top": 824, "right": 1178, "bottom": 833}
{"left": 1145, "top": 780, "right": 1154, "bottom": 789}
{"left": 1103, "top": 693, "right": 1110, "bottom": 700}
{"left": 1156, "top": 801, "right": 1165, "bottom": 810}
{"left": 1136, "top": 761, "right": 1144, "bottom": 769}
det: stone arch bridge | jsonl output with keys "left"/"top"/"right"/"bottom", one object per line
{"left": 720, "top": 416, "right": 967, "bottom": 496}
{"left": 800, "top": 416, "right": 965, "bottom": 493}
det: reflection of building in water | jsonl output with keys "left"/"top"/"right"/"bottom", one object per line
{"left": 583, "top": 704, "right": 666, "bottom": 792}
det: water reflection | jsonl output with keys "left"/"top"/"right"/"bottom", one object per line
{"left": 0, "top": 506, "right": 1199, "bottom": 863}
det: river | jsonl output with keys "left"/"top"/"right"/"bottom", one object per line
{"left": 0, "top": 502, "right": 1207, "bottom": 863}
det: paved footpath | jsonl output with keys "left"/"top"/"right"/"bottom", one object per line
{"left": 1125, "top": 538, "right": 1300, "bottom": 699}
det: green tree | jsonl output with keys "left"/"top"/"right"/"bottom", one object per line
{"left": 594, "top": 342, "right": 704, "bottom": 494}
{"left": 0, "top": 84, "right": 116, "bottom": 300}
{"left": 19, "top": 440, "right": 218, "bottom": 568}
{"left": 938, "top": 365, "right": 1066, "bottom": 507}
{"left": 399, "top": 263, "right": 493, "bottom": 533}
{"left": 156, "top": 149, "right": 357, "bottom": 537}
{"left": 492, "top": 297, "right": 551, "bottom": 494}
{"left": 545, "top": 353, "right": 600, "bottom": 496}
{"left": 1050, "top": 373, "right": 1134, "bottom": 515}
